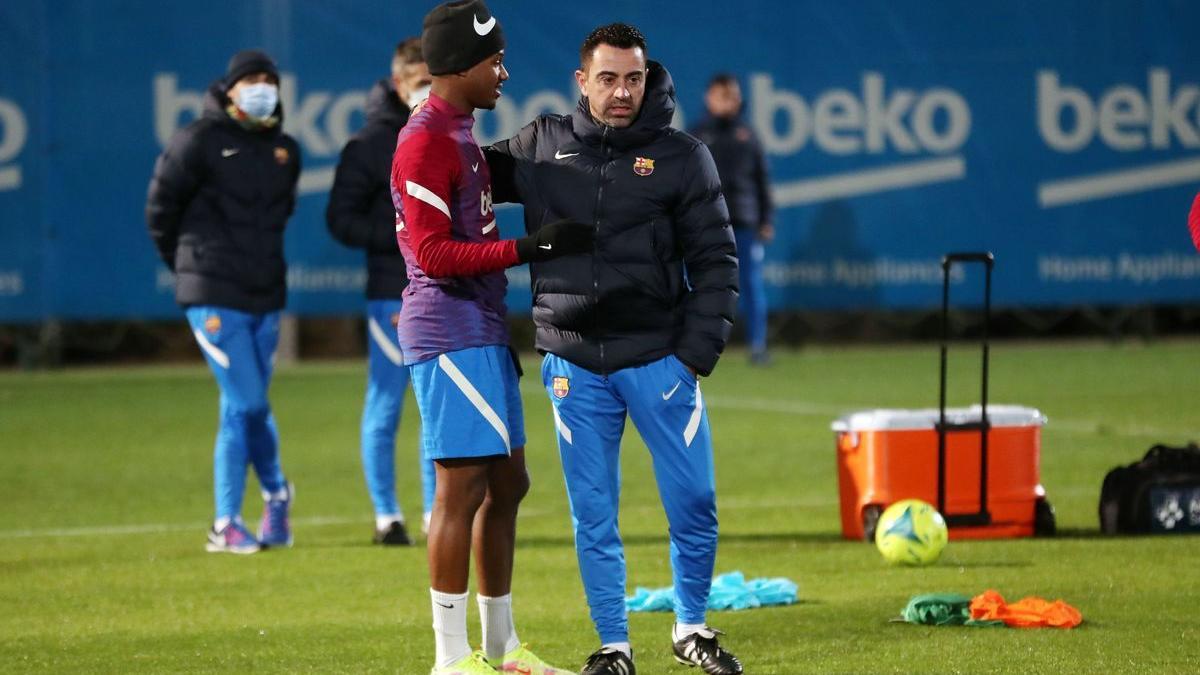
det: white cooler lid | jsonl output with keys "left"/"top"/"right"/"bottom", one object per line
{"left": 831, "top": 404, "right": 1046, "bottom": 432}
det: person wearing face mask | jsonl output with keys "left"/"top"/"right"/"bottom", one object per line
{"left": 146, "top": 49, "right": 301, "bottom": 555}
{"left": 326, "top": 38, "right": 435, "bottom": 547}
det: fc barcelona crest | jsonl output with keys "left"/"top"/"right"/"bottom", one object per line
{"left": 204, "top": 315, "right": 221, "bottom": 334}
{"left": 552, "top": 376, "right": 570, "bottom": 399}
{"left": 633, "top": 157, "right": 655, "bottom": 176}
{"left": 274, "top": 147, "right": 290, "bottom": 165}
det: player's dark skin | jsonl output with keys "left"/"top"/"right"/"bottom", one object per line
{"left": 431, "top": 50, "right": 508, "bottom": 115}
{"left": 422, "top": 51, "right": 526, "bottom": 598}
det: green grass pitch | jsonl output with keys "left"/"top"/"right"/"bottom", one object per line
{"left": 2, "top": 340, "right": 1199, "bottom": 673}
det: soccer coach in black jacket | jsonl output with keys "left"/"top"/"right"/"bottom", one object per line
{"left": 145, "top": 49, "right": 300, "bottom": 555}
{"left": 326, "top": 38, "right": 434, "bottom": 546}
{"left": 487, "top": 24, "right": 742, "bottom": 675}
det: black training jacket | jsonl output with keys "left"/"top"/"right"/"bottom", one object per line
{"left": 326, "top": 79, "right": 410, "bottom": 299}
{"left": 689, "top": 114, "right": 773, "bottom": 231}
{"left": 145, "top": 82, "right": 300, "bottom": 313}
{"left": 488, "top": 61, "right": 738, "bottom": 376}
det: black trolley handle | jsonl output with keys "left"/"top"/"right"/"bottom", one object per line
{"left": 937, "top": 252, "right": 994, "bottom": 526}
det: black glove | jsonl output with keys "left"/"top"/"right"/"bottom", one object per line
{"left": 515, "top": 219, "right": 594, "bottom": 263}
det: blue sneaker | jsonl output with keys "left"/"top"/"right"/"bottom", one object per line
{"left": 206, "top": 517, "right": 260, "bottom": 555}
{"left": 257, "top": 482, "right": 293, "bottom": 548}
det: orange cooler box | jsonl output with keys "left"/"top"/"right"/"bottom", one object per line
{"left": 832, "top": 405, "right": 1052, "bottom": 540}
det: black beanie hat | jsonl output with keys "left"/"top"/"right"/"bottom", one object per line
{"left": 224, "top": 50, "right": 280, "bottom": 90}
{"left": 421, "top": 0, "right": 505, "bottom": 76}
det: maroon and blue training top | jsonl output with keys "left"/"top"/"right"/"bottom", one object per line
{"left": 390, "top": 93, "right": 520, "bottom": 365}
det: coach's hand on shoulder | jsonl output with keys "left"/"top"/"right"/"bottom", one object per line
{"left": 515, "top": 219, "right": 594, "bottom": 263}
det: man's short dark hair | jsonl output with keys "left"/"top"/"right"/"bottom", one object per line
{"left": 394, "top": 37, "right": 424, "bottom": 67}
{"left": 708, "top": 73, "right": 738, "bottom": 89}
{"left": 579, "top": 23, "right": 647, "bottom": 69}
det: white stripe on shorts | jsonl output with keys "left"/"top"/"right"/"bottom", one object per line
{"left": 192, "top": 329, "right": 230, "bottom": 369}
{"left": 367, "top": 316, "right": 403, "bottom": 366}
{"left": 437, "top": 353, "right": 511, "bottom": 454}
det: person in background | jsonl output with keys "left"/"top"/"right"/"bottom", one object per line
{"left": 690, "top": 73, "right": 774, "bottom": 365}
{"left": 146, "top": 49, "right": 300, "bottom": 555}
{"left": 327, "top": 37, "right": 435, "bottom": 545}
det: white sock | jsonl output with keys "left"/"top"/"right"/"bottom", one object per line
{"left": 477, "top": 593, "right": 521, "bottom": 659}
{"left": 673, "top": 622, "right": 708, "bottom": 641}
{"left": 375, "top": 514, "right": 404, "bottom": 531}
{"left": 213, "top": 516, "right": 233, "bottom": 531}
{"left": 431, "top": 589, "right": 470, "bottom": 668}
{"left": 262, "top": 485, "right": 289, "bottom": 502}
{"left": 602, "top": 642, "right": 632, "bottom": 659}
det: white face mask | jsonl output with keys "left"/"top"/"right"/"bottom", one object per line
{"left": 405, "top": 84, "right": 431, "bottom": 110}
{"left": 235, "top": 83, "right": 279, "bottom": 120}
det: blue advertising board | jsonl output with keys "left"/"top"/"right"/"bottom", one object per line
{"left": 2, "top": 0, "right": 1199, "bottom": 321}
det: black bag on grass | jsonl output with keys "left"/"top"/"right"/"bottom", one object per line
{"left": 1099, "top": 443, "right": 1200, "bottom": 534}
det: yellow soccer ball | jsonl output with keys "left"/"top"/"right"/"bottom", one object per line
{"left": 874, "top": 499, "right": 949, "bottom": 565}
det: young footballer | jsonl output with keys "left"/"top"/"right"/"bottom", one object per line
{"left": 391, "top": 2, "right": 591, "bottom": 672}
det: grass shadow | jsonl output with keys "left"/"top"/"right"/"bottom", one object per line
{"left": 516, "top": 530, "right": 849, "bottom": 549}
{"left": 1050, "top": 527, "right": 1132, "bottom": 540}
{"left": 937, "top": 560, "right": 1035, "bottom": 569}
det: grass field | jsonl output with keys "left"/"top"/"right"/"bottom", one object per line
{"left": 2, "top": 340, "right": 1200, "bottom": 673}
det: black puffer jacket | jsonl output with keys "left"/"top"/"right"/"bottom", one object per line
{"left": 146, "top": 82, "right": 301, "bottom": 313}
{"left": 488, "top": 61, "right": 738, "bottom": 376}
{"left": 689, "top": 114, "right": 773, "bottom": 231}
{"left": 326, "top": 79, "right": 410, "bottom": 299}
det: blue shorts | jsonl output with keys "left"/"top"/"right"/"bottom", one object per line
{"left": 409, "top": 345, "right": 526, "bottom": 461}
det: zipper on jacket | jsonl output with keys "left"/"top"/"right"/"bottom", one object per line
{"left": 592, "top": 126, "right": 610, "bottom": 375}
